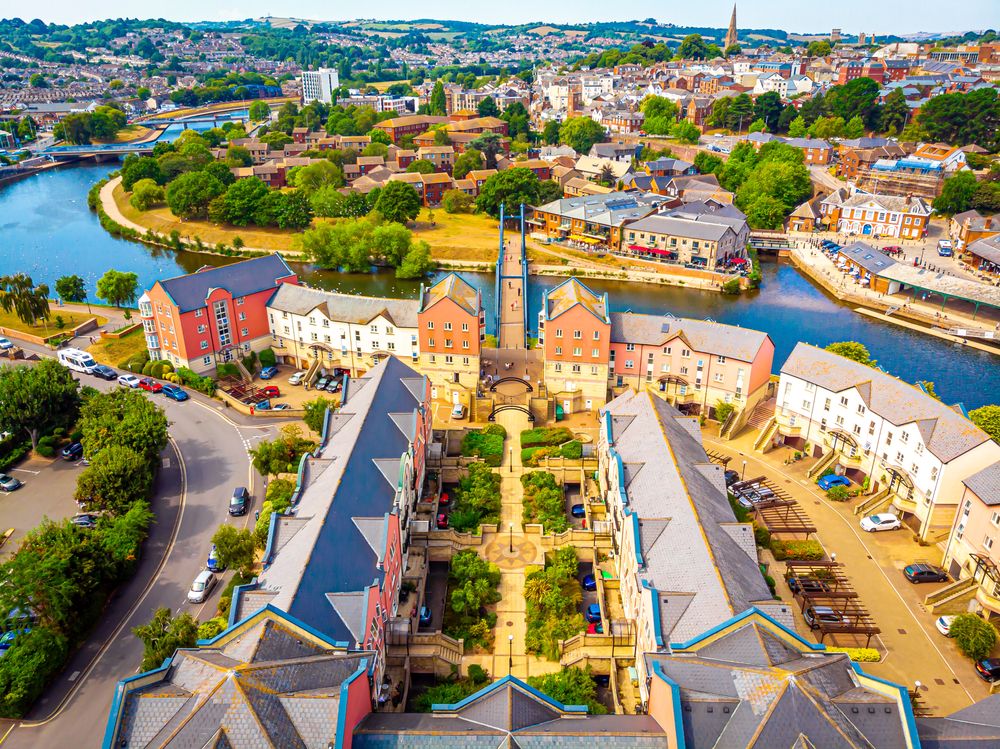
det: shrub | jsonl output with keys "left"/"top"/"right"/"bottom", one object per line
{"left": 258, "top": 348, "right": 276, "bottom": 368}
{"left": 520, "top": 427, "right": 574, "bottom": 449}
{"left": 460, "top": 427, "right": 506, "bottom": 466}
{"left": 714, "top": 399, "right": 735, "bottom": 424}
{"left": 444, "top": 549, "right": 501, "bottom": 650}
{"left": 753, "top": 523, "right": 771, "bottom": 548}
{"left": 196, "top": 616, "right": 229, "bottom": 640}
{"left": 728, "top": 492, "right": 751, "bottom": 522}
{"left": 35, "top": 444, "right": 55, "bottom": 458}
{"left": 217, "top": 571, "right": 253, "bottom": 619}
{"left": 525, "top": 546, "right": 586, "bottom": 661}
{"left": 141, "top": 360, "right": 154, "bottom": 376}
{"left": 176, "top": 367, "right": 216, "bottom": 395}
{"left": 950, "top": 614, "right": 999, "bottom": 661}
{"left": 770, "top": 539, "right": 825, "bottom": 561}
{"left": 825, "top": 647, "right": 881, "bottom": 662}
{"left": 826, "top": 485, "right": 850, "bottom": 502}
{"left": 216, "top": 362, "right": 239, "bottom": 378}
{"left": 467, "top": 664, "right": 489, "bottom": 685}
{"left": 527, "top": 666, "right": 607, "bottom": 715}
{"left": 450, "top": 462, "right": 502, "bottom": 532}
{"left": 559, "top": 440, "right": 582, "bottom": 459}
{"left": 521, "top": 445, "right": 560, "bottom": 466}
{"left": 0, "top": 627, "right": 70, "bottom": 718}
{"left": 521, "top": 471, "right": 568, "bottom": 534}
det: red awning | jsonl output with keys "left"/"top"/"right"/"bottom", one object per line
{"left": 730, "top": 257, "right": 748, "bottom": 265}
{"left": 629, "top": 244, "right": 675, "bottom": 257}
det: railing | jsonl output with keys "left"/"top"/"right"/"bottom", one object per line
{"left": 753, "top": 417, "right": 778, "bottom": 452}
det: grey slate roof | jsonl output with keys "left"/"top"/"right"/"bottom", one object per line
{"left": 156, "top": 254, "right": 295, "bottom": 313}
{"left": 963, "top": 460, "right": 1000, "bottom": 505}
{"left": 968, "top": 235, "right": 1000, "bottom": 265}
{"left": 623, "top": 214, "right": 734, "bottom": 243}
{"left": 781, "top": 343, "right": 993, "bottom": 463}
{"left": 837, "top": 241, "right": 898, "bottom": 274}
{"left": 917, "top": 694, "right": 1000, "bottom": 748}
{"left": 268, "top": 283, "right": 420, "bottom": 327}
{"left": 610, "top": 311, "right": 771, "bottom": 362}
{"left": 534, "top": 190, "right": 661, "bottom": 228}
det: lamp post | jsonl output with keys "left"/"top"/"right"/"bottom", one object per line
{"left": 509, "top": 447, "right": 513, "bottom": 473}
{"left": 741, "top": 460, "right": 747, "bottom": 481}
{"left": 509, "top": 522, "right": 514, "bottom": 553}
{"left": 508, "top": 634, "right": 514, "bottom": 676}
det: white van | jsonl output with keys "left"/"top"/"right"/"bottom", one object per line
{"left": 57, "top": 347, "right": 98, "bottom": 374}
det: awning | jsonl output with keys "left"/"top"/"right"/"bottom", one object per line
{"left": 730, "top": 257, "right": 747, "bottom": 265}
{"left": 569, "top": 234, "right": 586, "bottom": 241}
{"left": 629, "top": 244, "right": 676, "bottom": 257}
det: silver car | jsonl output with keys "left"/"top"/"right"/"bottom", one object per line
{"left": 0, "top": 473, "right": 22, "bottom": 492}
{"left": 187, "top": 570, "right": 217, "bottom": 604}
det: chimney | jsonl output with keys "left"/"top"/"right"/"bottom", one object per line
{"left": 986, "top": 217, "right": 994, "bottom": 230}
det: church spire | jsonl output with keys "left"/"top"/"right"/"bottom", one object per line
{"left": 725, "top": 4, "right": 738, "bottom": 51}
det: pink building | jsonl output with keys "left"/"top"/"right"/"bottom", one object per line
{"left": 943, "top": 461, "right": 1000, "bottom": 620}
{"left": 417, "top": 273, "right": 484, "bottom": 403}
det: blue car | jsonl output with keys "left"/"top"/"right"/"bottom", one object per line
{"left": 0, "top": 628, "right": 29, "bottom": 652}
{"left": 259, "top": 366, "right": 279, "bottom": 380}
{"left": 582, "top": 573, "right": 597, "bottom": 591}
{"left": 570, "top": 504, "right": 586, "bottom": 519}
{"left": 161, "top": 384, "right": 189, "bottom": 402}
{"left": 818, "top": 474, "right": 851, "bottom": 491}
{"left": 419, "top": 606, "right": 432, "bottom": 627}
{"left": 585, "top": 603, "right": 602, "bottom": 623}
{"left": 206, "top": 545, "right": 226, "bottom": 572}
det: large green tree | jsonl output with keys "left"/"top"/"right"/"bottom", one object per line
{"left": 933, "top": 171, "right": 978, "bottom": 215}
{"left": 0, "top": 359, "right": 79, "bottom": 449}
{"left": 211, "top": 525, "right": 256, "bottom": 576}
{"left": 558, "top": 117, "right": 605, "bottom": 154}
{"left": 950, "top": 614, "right": 998, "bottom": 661}
{"left": 528, "top": 666, "right": 607, "bottom": 714}
{"left": 753, "top": 92, "right": 784, "bottom": 133}
{"left": 678, "top": 33, "right": 709, "bottom": 60}
{"left": 129, "top": 178, "right": 165, "bottom": 211}
{"left": 79, "top": 387, "right": 168, "bottom": 465}
{"left": 429, "top": 81, "right": 447, "bottom": 116}
{"left": 825, "top": 341, "right": 876, "bottom": 367}
{"left": 0, "top": 274, "right": 49, "bottom": 326}
{"left": 470, "top": 133, "right": 503, "bottom": 169}
{"left": 210, "top": 177, "right": 269, "bottom": 226}
{"left": 374, "top": 180, "right": 422, "bottom": 224}
{"left": 825, "top": 77, "right": 882, "bottom": 130}
{"left": 452, "top": 148, "right": 484, "bottom": 180}
{"left": 248, "top": 100, "right": 270, "bottom": 122}
{"left": 475, "top": 168, "right": 541, "bottom": 218}
{"left": 880, "top": 89, "right": 910, "bottom": 133}
{"left": 918, "top": 88, "right": 1000, "bottom": 150}
{"left": 96, "top": 269, "right": 139, "bottom": 311}
{"left": 133, "top": 608, "right": 198, "bottom": 671}
{"left": 74, "top": 445, "right": 154, "bottom": 515}
{"left": 640, "top": 96, "right": 678, "bottom": 135}
{"left": 165, "top": 171, "right": 225, "bottom": 219}
{"left": 969, "top": 405, "right": 1000, "bottom": 442}
{"left": 54, "top": 275, "right": 86, "bottom": 305}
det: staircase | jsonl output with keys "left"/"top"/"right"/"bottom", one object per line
{"left": 719, "top": 407, "right": 739, "bottom": 440}
{"left": 747, "top": 397, "right": 776, "bottom": 431}
{"left": 753, "top": 418, "right": 779, "bottom": 453}
{"left": 924, "top": 577, "right": 977, "bottom": 613}
{"left": 235, "top": 358, "right": 253, "bottom": 383}
{"left": 303, "top": 357, "right": 321, "bottom": 387}
{"left": 807, "top": 450, "right": 838, "bottom": 479}
{"left": 853, "top": 487, "right": 893, "bottom": 517}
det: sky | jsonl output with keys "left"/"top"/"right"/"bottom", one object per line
{"left": 4, "top": 0, "right": 996, "bottom": 36}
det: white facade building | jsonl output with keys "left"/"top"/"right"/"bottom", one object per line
{"left": 301, "top": 68, "right": 340, "bottom": 104}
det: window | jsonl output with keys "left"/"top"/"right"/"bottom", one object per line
{"left": 593, "top": 330, "right": 600, "bottom": 340}
{"left": 823, "top": 398, "right": 831, "bottom": 411}
{"left": 592, "top": 348, "right": 599, "bottom": 357}
{"left": 625, "top": 343, "right": 635, "bottom": 351}
{"left": 896, "top": 452, "right": 905, "bottom": 463}
{"left": 461, "top": 323, "right": 468, "bottom": 332}
{"left": 835, "top": 415, "right": 845, "bottom": 426}
{"left": 885, "top": 432, "right": 893, "bottom": 445}
{"left": 195, "top": 309, "right": 204, "bottom": 318}
{"left": 681, "top": 349, "right": 690, "bottom": 358}
{"left": 203, "top": 356, "right": 211, "bottom": 366}
{"left": 428, "top": 338, "right": 434, "bottom": 347}
{"left": 571, "top": 364, "right": 581, "bottom": 373}
{"left": 311, "top": 332, "right": 318, "bottom": 342}
{"left": 820, "top": 418, "right": 827, "bottom": 432}
{"left": 238, "top": 312, "right": 246, "bottom": 322}
{"left": 462, "top": 340, "right": 469, "bottom": 349}
{"left": 856, "top": 404, "right": 866, "bottom": 415}
{"left": 197, "top": 324, "right": 207, "bottom": 334}
{"left": 370, "top": 325, "right": 378, "bottom": 334}
{"left": 554, "top": 362, "right": 562, "bottom": 372}
{"left": 463, "top": 357, "right": 469, "bottom": 366}
{"left": 840, "top": 396, "right": 848, "bottom": 406}
{"left": 591, "top": 366, "right": 598, "bottom": 375}
{"left": 714, "top": 372, "right": 724, "bottom": 383}
{"left": 717, "top": 355, "right": 726, "bottom": 364}
{"left": 573, "top": 347, "right": 582, "bottom": 356}
{"left": 555, "top": 346, "right": 562, "bottom": 355}
{"left": 445, "top": 339, "right": 453, "bottom": 348}
{"left": 426, "top": 321, "right": 434, "bottom": 329}
{"left": 985, "top": 536, "right": 995, "bottom": 551}
{"left": 241, "top": 328, "right": 248, "bottom": 337}
{"left": 869, "top": 421, "right": 876, "bottom": 435}
{"left": 573, "top": 330, "right": 582, "bottom": 339}
{"left": 802, "top": 400, "right": 812, "bottom": 410}
{"left": 555, "top": 329, "right": 563, "bottom": 338}
{"left": 443, "top": 322, "right": 452, "bottom": 331}
{"left": 991, "top": 512, "right": 1000, "bottom": 527}
{"left": 679, "top": 366, "right": 688, "bottom": 376}
{"left": 900, "top": 432, "right": 909, "bottom": 444}
{"left": 236, "top": 297, "right": 245, "bottom": 306}
{"left": 625, "top": 360, "right": 634, "bottom": 368}
{"left": 200, "top": 341, "right": 208, "bottom": 350}
{"left": 444, "top": 355, "right": 453, "bottom": 364}
{"left": 663, "top": 347, "right": 671, "bottom": 355}
{"left": 852, "top": 424, "right": 862, "bottom": 435}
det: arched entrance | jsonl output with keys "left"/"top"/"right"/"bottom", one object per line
{"left": 489, "top": 377, "right": 533, "bottom": 393}
{"left": 862, "top": 224, "right": 873, "bottom": 235}
{"left": 488, "top": 404, "right": 534, "bottom": 422}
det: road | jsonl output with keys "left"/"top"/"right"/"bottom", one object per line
{"left": 0, "top": 345, "right": 288, "bottom": 748}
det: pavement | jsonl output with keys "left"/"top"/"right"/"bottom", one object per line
{"left": 0, "top": 340, "right": 289, "bottom": 748}
{"left": 706, "top": 426, "right": 989, "bottom": 716}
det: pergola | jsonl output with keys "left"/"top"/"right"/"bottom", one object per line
{"left": 705, "top": 450, "right": 731, "bottom": 467}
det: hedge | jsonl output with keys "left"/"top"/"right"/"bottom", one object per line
{"left": 520, "top": 427, "right": 574, "bottom": 449}
{"left": 461, "top": 425, "right": 507, "bottom": 466}
{"left": 770, "top": 539, "right": 825, "bottom": 561}
{"left": 176, "top": 367, "right": 216, "bottom": 395}
{"left": 825, "top": 647, "right": 880, "bottom": 662}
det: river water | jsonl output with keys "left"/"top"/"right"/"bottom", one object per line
{"left": 2, "top": 163, "right": 997, "bottom": 408}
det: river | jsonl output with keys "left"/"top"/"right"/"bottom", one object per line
{"left": 1, "top": 163, "right": 997, "bottom": 408}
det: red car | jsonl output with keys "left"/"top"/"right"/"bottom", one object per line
{"left": 439, "top": 492, "right": 450, "bottom": 507}
{"left": 436, "top": 513, "right": 448, "bottom": 529}
{"left": 259, "top": 385, "right": 280, "bottom": 398}
{"left": 138, "top": 378, "right": 162, "bottom": 393}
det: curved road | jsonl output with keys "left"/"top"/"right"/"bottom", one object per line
{"left": 0, "top": 351, "right": 286, "bottom": 748}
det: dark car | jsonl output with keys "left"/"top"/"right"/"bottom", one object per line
{"left": 585, "top": 603, "right": 602, "bottom": 623}
{"left": 229, "top": 487, "right": 250, "bottom": 516}
{"left": 91, "top": 365, "right": 117, "bottom": 380}
{"left": 570, "top": 504, "right": 586, "bottom": 518}
{"left": 315, "top": 376, "right": 330, "bottom": 390}
{"left": 61, "top": 442, "right": 83, "bottom": 461}
{"left": 138, "top": 378, "right": 163, "bottom": 393}
{"left": 161, "top": 384, "right": 189, "bottom": 402}
{"left": 976, "top": 658, "right": 1000, "bottom": 682}
{"left": 436, "top": 513, "right": 449, "bottom": 529}
{"left": 724, "top": 469, "right": 740, "bottom": 487}
{"left": 787, "top": 577, "right": 831, "bottom": 595}
{"left": 903, "top": 563, "right": 949, "bottom": 583}
{"left": 582, "top": 573, "right": 597, "bottom": 591}
{"left": 419, "top": 606, "right": 432, "bottom": 627}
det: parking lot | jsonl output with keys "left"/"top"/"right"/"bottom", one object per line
{"left": 0, "top": 453, "right": 88, "bottom": 560}
{"left": 420, "top": 561, "right": 449, "bottom": 632}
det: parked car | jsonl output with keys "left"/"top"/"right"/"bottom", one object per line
{"left": 439, "top": 492, "right": 450, "bottom": 507}
{"left": 818, "top": 474, "right": 851, "bottom": 491}
{"left": 229, "top": 487, "right": 250, "bottom": 516}
{"left": 937, "top": 239, "right": 954, "bottom": 257}
{"left": 419, "top": 606, "right": 432, "bottom": 627}
{"left": 206, "top": 544, "right": 225, "bottom": 572}
{"left": 288, "top": 371, "right": 307, "bottom": 386}
{"left": 903, "top": 563, "right": 948, "bottom": 583}
{"left": 787, "top": 577, "right": 831, "bottom": 595}
{"left": 259, "top": 366, "right": 279, "bottom": 380}
{"left": 255, "top": 400, "right": 271, "bottom": 411}
{"left": 804, "top": 605, "right": 849, "bottom": 629}
{"left": 860, "top": 513, "right": 902, "bottom": 532}
{"left": 259, "top": 385, "right": 280, "bottom": 399}
{"left": 587, "top": 622, "right": 604, "bottom": 634}
{"left": 570, "top": 504, "right": 586, "bottom": 518}
{"left": 0, "top": 473, "right": 22, "bottom": 492}
{"left": 315, "top": 376, "right": 330, "bottom": 390}
{"left": 117, "top": 374, "right": 140, "bottom": 388}
{"left": 436, "top": 513, "right": 449, "bottom": 529}
{"left": 91, "top": 364, "right": 117, "bottom": 380}
{"left": 0, "top": 629, "right": 28, "bottom": 652}
{"left": 736, "top": 489, "right": 774, "bottom": 510}
{"left": 0, "top": 338, "right": 12, "bottom": 350}
{"left": 582, "top": 573, "right": 597, "bottom": 591}
{"left": 585, "top": 603, "right": 602, "bottom": 623}
{"left": 592, "top": 673, "right": 610, "bottom": 688}
{"left": 138, "top": 378, "right": 162, "bottom": 393}
{"left": 187, "top": 570, "right": 217, "bottom": 604}
{"left": 327, "top": 380, "right": 343, "bottom": 393}
{"left": 161, "top": 384, "right": 189, "bottom": 402}
{"left": 975, "top": 658, "right": 1000, "bottom": 682}
{"left": 451, "top": 403, "right": 466, "bottom": 419}
{"left": 724, "top": 469, "right": 740, "bottom": 487}
{"left": 61, "top": 442, "right": 83, "bottom": 461}
{"left": 936, "top": 615, "right": 957, "bottom": 637}
{"left": 71, "top": 513, "right": 98, "bottom": 529}
{"left": 272, "top": 403, "right": 292, "bottom": 411}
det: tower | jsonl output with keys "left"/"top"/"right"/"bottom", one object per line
{"left": 725, "top": 4, "right": 738, "bottom": 50}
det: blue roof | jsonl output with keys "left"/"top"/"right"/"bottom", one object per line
{"left": 155, "top": 254, "right": 295, "bottom": 312}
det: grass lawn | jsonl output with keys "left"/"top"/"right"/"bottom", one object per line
{"left": 95, "top": 125, "right": 156, "bottom": 144}
{"left": 87, "top": 328, "right": 146, "bottom": 366}
{"left": 411, "top": 209, "right": 502, "bottom": 262}
{"left": 0, "top": 308, "right": 106, "bottom": 338}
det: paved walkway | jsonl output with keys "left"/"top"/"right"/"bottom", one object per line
{"left": 709, "top": 426, "right": 985, "bottom": 715}
{"left": 497, "top": 237, "right": 526, "bottom": 349}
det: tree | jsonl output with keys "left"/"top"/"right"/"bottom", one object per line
{"left": 136, "top": 87, "right": 151, "bottom": 101}
{"left": 225, "top": 144, "right": 252, "bottom": 167}
{"left": 96, "top": 269, "right": 139, "bottom": 311}
{"left": 807, "top": 41, "right": 832, "bottom": 56}
{"left": 671, "top": 119, "right": 700, "bottom": 144}
{"left": 121, "top": 155, "right": 164, "bottom": 190}
{"left": 369, "top": 128, "right": 392, "bottom": 145}
{"left": 0, "top": 274, "right": 49, "bottom": 326}
{"left": 130, "top": 178, "right": 165, "bottom": 211}
{"left": 843, "top": 115, "right": 866, "bottom": 139}
{"left": 375, "top": 180, "right": 422, "bottom": 224}
{"left": 79, "top": 387, "right": 168, "bottom": 465}
{"left": 406, "top": 158, "right": 436, "bottom": 174}
{"left": 303, "top": 396, "right": 333, "bottom": 434}
{"left": 211, "top": 177, "right": 269, "bottom": 226}
{"left": 476, "top": 97, "right": 498, "bottom": 117}
{"left": 825, "top": 341, "right": 876, "bottom": 367}
{"left": 973, "top": 182, "right": 1000, "bottom": 213}
{"left": 694, "top": 151, "right": 723, "bottom": 175}
{"left": 678, "top": 33, "right": 709, "bottom": 60}
{"left": 776, "top": 104, "right": 798, "bottom": 133}
{"left": 880, "top": 89, "right": 910, "bottom": 134}
{"left": 724, "top": 43, "right": 742, "bottom": 57}
{"left": 452, "top": 148, "right": 484, "bottom": 180}
{"left": 969, "top": 405, "right": 1000, "bottom": 442}
{"left": 396, "top": 242, "right": 433, "bottom": 279}
{"left": 753, "top": 91, "right": 784, "bottom": 132}
{"left": 640, "top": 96, "right": 678, "bottom": 135}
{"left": 950, "top": 614, "right": 998, "bottom": 661}
{"left": 442, "top": 189, "right": 474, "bottom": 213}
{"left": 542, "top": 120, "right": 561, "bottom": 145}
{"left": 933, "top": 171, "right": 978, "bottom": 215}
{"left": 0, "top": 359, "right": 79, "bottom": 450}
{"left": 537, "top": 180, "right": 563, "bottom": 204}
{"left": 212, "top": 524, "right": 256, "bottom": 576}
{"left": 448, "top": 549, "right": 501, "bottom": 618}
{"left": 787, "top": 115, "right": 808, "bottom": 138}
{"left": 133, "top": 608, "right": 198, "bottom": 671}
{"left": 825, "top": 77, "right": 881, "bottom": 130}
{"left": 429, "top": 81, "right": 447, "bottom": 116}
{"left": 559, "top": 117, "right": 605, "bottom": 154}
{"left": 249, "top": 425, "right": 316, "bottom": 476}
{"left": 0, "top": 627, "right": 69, "bottom": 719}
{"left": 748, "top": 118, "right": 767, "bottom": 134}
{"left": 476, "top": 168, "right": 541, "bottom": 218}
{"left": 74, "top": 445, "right": 154, "bottom": 515}
{"left": 725, "top": 94, "right": 754, "bottom": 131}
{"left": 528, "top": 667, "right": 607, "bottom": 714}
{"left": 470, "top": 133, "right": 503, "bottom": 169}
{"left": 166, "top": 171, "right": 225, "bottom": 219}
{"left": 918, "top": 88, "right": 999, "bottom": 150}
{"left": 450, "top": 462, "right": 502, "bottom": 532}
{"left": 248, "top": 100, "right": 270, "bottom": 122}
{"left": 54, "top": 275, "right": 86, "bottom": 305}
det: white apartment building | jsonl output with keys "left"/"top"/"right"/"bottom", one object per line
{"left": 266, "top": 284, "right": 419, "bottom": 377}
{"left": 597, "top": 389, "right": 791, "bottom": 704}
{"left": 752, "top": 72, "right": 814, "bottom": 97}
{"left": 770, "top": 343, "right": 1000, "bottom": 541}
{"left": 580, "top": 73, "right": 615, "bottom": 103}
{"left": 301, "top": 67, "right": 340, "bottom": 104}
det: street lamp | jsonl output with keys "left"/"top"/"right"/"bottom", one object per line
{"left": 509, "top": 522, "right": 514, "bottom": 553}
{"left": 741, "top": 460, "right": 747, "bottom": 481}
{"left": 509, "top": 447, "right": 514, "bottom": 473}
{"left": 508, "top": 633, "right": 514, "bottom": 676}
